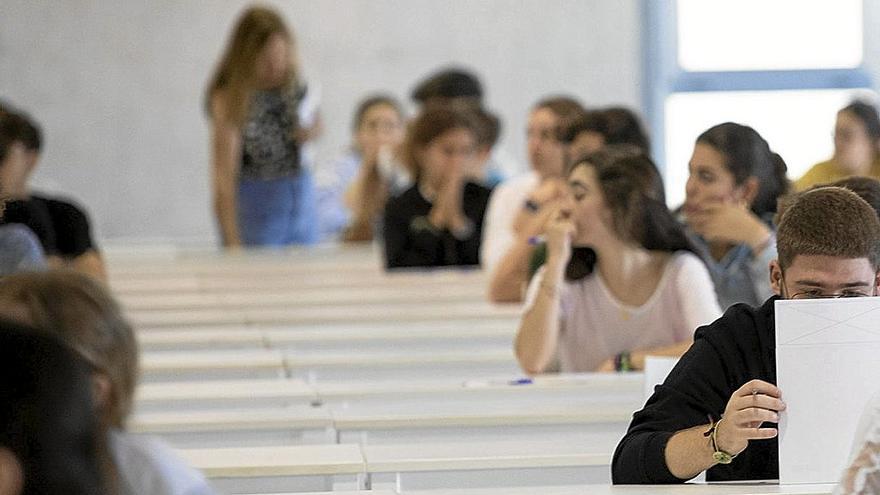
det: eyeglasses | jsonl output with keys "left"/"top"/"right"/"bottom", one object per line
{"left": 780, "top": 272, "right": 877, "bottom": 300}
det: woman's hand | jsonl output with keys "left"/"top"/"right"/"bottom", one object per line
{"left": 686, "top": 200, "right": 771, "bottom": 254}
{"left": 715, "top": 379, "right": 786, "bottom": 457}
{"left": 545, "top": 205, "right": 575, "bottom": 268}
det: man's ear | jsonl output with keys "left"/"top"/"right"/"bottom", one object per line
{"left": 0, "top": 448, "right": 23, "bottom": 495}
{"left": 769, "top": 259, "right": 784, "bottom": 297}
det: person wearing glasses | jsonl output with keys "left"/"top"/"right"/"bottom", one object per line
{"left": 612, "top": 186, "right": 880, "bottom": 483}
{"left": 795, "top": 101, "right": 880, "bottom": 192}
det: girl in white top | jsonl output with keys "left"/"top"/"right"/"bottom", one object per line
{"left": 516, "top": 146, "right": 721, "bottom": 374}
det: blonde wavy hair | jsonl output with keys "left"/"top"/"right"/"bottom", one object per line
{"left": 206, "top": 5, "right": 300, "bottom": 125}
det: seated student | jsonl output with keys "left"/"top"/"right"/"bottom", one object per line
{"left": 0, "top": 111, "right": 105, "bottom": 281}
{"left": 796, "top": 101, "right": 880, "bottom": 191}
{"left": 562, "top": 106, "right": 651, "bottom": 159}
{"left": 382, "top": 107, "right": 491, "bottom": 269}
{"left": 411, "top": 67, "right": 514, "bottom": 187}
{"left": 0, "top": 119, "right": 45, "bottom": 276}
{"left": 837, "top": 391, "right": 880, "bottom": 495}
{"left": 0, "top": 321, "right": 105, "bottom": 495}
{"left": 0, "top": 271, "right": 215, "bottom": 495}
{"left": 314, "top": 95, "right": 406, "bottom": 242}
{"left": 515, "top": 146, "right": 721, "bottom": 374}
{"left": 612, "top": 186, "right": 880, "bottom": 483}
{"left": 484, "top": 96, "right": 586, "bottom": 302}
{"left": 682, "top": 122, "right": 789, "bottom": 309}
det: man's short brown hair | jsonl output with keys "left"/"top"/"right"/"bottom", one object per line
{"left": 776, "top": 186, "right": 880, "bottom": 270}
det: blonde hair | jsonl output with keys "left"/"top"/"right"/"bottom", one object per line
{"left": 206, "top": 5, "right": 299, "bottom": 125}
{"left": 0, "top": 270, "right": 138, "bottom": 429}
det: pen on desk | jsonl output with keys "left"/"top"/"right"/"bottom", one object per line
{"left": 509, "top": 378, "right": 533, "bottom": 385}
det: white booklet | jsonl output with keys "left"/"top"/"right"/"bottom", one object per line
{"left": 775, "top": 297, "right": 880, "bottom": 484}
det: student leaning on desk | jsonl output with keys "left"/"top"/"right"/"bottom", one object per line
{"left": 612, "top": 186, "right": 880, "bottom": 483}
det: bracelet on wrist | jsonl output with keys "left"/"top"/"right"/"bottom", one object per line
{"left": 704, "top": 416, "right": 737, "bottom": 465}
{"left": 613, "top": 351, "right": 632, "bottom": 372}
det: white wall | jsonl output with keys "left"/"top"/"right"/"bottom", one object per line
{"left": 0, "top": 0, "right": 642, "bottom": 244}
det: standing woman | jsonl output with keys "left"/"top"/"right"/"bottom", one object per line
{"left": 516, "top": 146, "right": 721, "bottom": 374}
{"left": 382, "top": 107, "right": 492, "bottom": 269}
{"left": 207, "top": 6, "right": 320, "bottom": 247}
{"left": 682, "top": 122, "right": 789, "bottom": 309}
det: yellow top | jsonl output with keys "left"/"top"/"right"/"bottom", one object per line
{"left": 794, "top": 158, "right": 880, "bottom": 192}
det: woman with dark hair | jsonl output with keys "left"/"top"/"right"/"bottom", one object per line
{"left": 382, "top": 107, "right": 492, "bottom": 268}
{"left": 682, "top": 122, "right": 790, "bottom": 309}
{"left": 0, "top": 322, "right": 105, "bottom": 495}
{"left": 515, "top": 146, "right": 720, "bottom": 374}
{"left": 796, "top": 100, "right": 880, "bottom": 191}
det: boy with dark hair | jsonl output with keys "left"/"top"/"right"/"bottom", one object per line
{"left": 613, "top": 186, "right": 880, "bottom": 483}
{"left": 0, "top": 111, "right": 105, "bottom": 281}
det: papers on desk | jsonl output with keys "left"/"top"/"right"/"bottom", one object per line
{"left": 775, "top": 297, "right": 880, "bottom": 484}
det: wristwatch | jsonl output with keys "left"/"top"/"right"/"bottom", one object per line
{"left": 705, "top": 418, "right": 737, "bottom": 465}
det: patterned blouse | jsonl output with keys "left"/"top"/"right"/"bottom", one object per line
{"left": 240, "top": 85, "right": 306, "bottom": 180}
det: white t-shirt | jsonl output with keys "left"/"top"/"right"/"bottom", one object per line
{"left": 110, "top": 430, "right": 215, "bottom": 495}
{"left": 523, "top": 251, "right": 722, "bottom": 372}
{"left": 480, "top": 172, "right": 539, "bottom": 271}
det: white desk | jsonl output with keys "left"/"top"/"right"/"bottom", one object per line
{"left": 128, "top": 302, "right": 519, "bottom": 328}
{"left": 120, "top": 284, "right": 488, "bottom": 311}
{"left": 284, "top": 348, "right": 520, "bottom": 383}
{"left": 131, "top": 406, "right": 334, "bottom": 448}
{"left": 362, "top": 440, "right": 614, "bottom": 490}
{"left": 404, "top": 483, "right": 837, "bottom": 495}
{"left": 139, "top": 349, "right": 286, "bottom": 382}
{"left": 135, "top": 378, "right": 317, "bottom": 412}
{"left": 178, "top": 444, "right": 366, "bottom": 493}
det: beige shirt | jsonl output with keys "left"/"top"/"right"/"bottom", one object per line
{"left": 524, "top": 252, "right": 722, "bottom": 372}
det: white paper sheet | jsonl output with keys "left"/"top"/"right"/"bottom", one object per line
{"left": 643, "top": 356, "right": 679, "bottom": 401}
{"left": 775, "top": 297, "right": 880, "bottom": 484}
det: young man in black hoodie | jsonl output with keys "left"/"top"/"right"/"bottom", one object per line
{"left": 612, "top": 186, "right": 880, "bottom": 483}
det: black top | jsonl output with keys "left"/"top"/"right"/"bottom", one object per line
{"left": 1, "top": 195, "right": 96, "bottom": 258}
{"left": 382, "top": 182, "right": 492, "bottom": 269}
{"left": 240, "top": 86, "right": 306, "bottom": 180}
{"left": 612, "top": 297, "right": 779, "bottom": 484}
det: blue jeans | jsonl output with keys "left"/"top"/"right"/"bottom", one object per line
{"left": 237, "top": 172, "right": 318, "bottom": 246}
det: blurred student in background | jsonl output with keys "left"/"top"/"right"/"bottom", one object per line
{"left": 315, "top": 94, "right": 406, "bottom": 242}
{"left": 681, "top": 123, "right": 789, "bottom": 309}
{"left": 0, "top": 271, "right": 215, "bottom": 495}
{"left": 383, "top": 107, "right": 492, "bottom": 269}
{"left": 562, "top": 106, "right": 651, "bottom": 159}
{"left": 0, "top": 323, "right": 106, "bottom": 495}
{"left": 207, "top": 5, "right": 321, "bottom": 248}
{"left": 483, "top": 96, "right": 586, "bottom": 302}
{"left": 796, "top": 100, "right": 880, "bottom": 191}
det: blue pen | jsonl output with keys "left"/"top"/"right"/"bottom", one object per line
{"left": 509, "top": 378, "right": 533, "bottom": 385}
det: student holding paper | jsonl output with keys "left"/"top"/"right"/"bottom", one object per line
{"left": 612, "top": 186, "right": 880, "bottom": 483}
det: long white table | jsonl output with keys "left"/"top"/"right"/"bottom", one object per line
{"left": 128, "top": 303, "right": 520, "bottom": 328}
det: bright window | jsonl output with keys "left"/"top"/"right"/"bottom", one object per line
{"left": 677, "top": 0, "right": 863, "bottom": 72}
{"left": 663, "top": 89, "right": 870, "bottom": 207}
